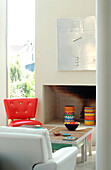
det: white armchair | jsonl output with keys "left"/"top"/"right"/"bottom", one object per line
{"left": 0, "top": 126, "right": 78, "bottom": 170}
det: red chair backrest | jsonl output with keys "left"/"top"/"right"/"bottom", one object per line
{"left": 4, "top": 98, "right": 38, "bottom": 119}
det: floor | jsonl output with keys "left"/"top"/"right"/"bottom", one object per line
{"left": 76, "top": 145, "right": 96, "bottom": 170}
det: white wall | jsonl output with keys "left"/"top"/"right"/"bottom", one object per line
{"left": 0, "top": 0, "right": 7, "bottom": 125}
{"left": 35, "top": 0, "right": 96, "bottom": 123}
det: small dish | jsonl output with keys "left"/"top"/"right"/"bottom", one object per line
{"left": 53, "top": 131, "right": 61, "bottom": 136}
{"left": 62, "top": 133, "right": 70, "bottom": 137}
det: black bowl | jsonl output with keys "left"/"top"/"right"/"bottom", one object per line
{"left": 64, "top": 122, "right": 80, "bottom": 131}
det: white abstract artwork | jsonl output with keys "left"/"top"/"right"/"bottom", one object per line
{"left": 57, "top": 16, "right": 96, "bottom": 71}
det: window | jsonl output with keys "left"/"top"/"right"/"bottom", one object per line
{"left": 7, "top": 0, "right": 35, "bottom": 98}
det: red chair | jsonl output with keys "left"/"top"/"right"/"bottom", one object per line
{"left": 4, "top": 98, "right": 42, "bottom": 127}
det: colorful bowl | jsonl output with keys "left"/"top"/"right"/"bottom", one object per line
{"left": 53, "top": 131, "right": 61, "bottom": 136}
{"left": 64, "top": 122, "right": 80, "bottom": 131}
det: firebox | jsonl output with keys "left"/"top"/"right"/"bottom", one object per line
{"left": 43, "top": 85, "right": 96, "bottom": 124}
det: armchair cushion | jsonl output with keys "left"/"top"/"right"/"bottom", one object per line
{"left": 0, "top": 126, "right": 52, "bottom": 159}
{"left": 9, "top": 119, "right": 42, "bottom": 127}
{"left": 34, "top": 147, "right": 78, "bottom": 170}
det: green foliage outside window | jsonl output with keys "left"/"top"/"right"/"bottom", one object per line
{"left": 10, "top": 55, "right": 35, "bottom": 98}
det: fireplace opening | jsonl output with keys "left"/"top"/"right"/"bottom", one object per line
{"left": 43, "top": 85, "right": 96, "bottom": 124}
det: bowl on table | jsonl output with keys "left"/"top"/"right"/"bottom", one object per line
{"left": 53, "top": 131, "right": 61, "bottom": 136}
{"left": 64, "top": 122, "right": 80, "bottom": 131}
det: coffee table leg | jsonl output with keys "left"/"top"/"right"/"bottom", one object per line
{"left": 81, "top": 141, "right": 85, "bottom": 163}
{"left": 85, "top": 137, "right": 87, "bottom": 161}
{"left": 88, "top": 138, "right": 92, "bottom": 156}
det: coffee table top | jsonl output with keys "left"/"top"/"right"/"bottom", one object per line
{"left": 41, "top": 125, "right": 94, "bottom": 145}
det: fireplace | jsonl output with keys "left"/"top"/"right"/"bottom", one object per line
{"left": 43, "top": 85, "right": 96, "bottom": 124}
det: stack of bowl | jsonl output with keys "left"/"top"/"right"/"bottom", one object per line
{"left": 64, "top": 105, "right": 75, "bottom": 122}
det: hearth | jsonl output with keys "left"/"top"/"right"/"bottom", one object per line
{"left": 43, "top": 85, "right": 96, "bottom": 124}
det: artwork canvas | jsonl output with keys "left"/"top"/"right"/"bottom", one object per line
{"left": 57, "top": 16, "right": 96, "bottom": 71}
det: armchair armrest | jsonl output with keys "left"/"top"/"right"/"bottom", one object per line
{"left": 33, "top": 146, "right": 78, "bottom": 170}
